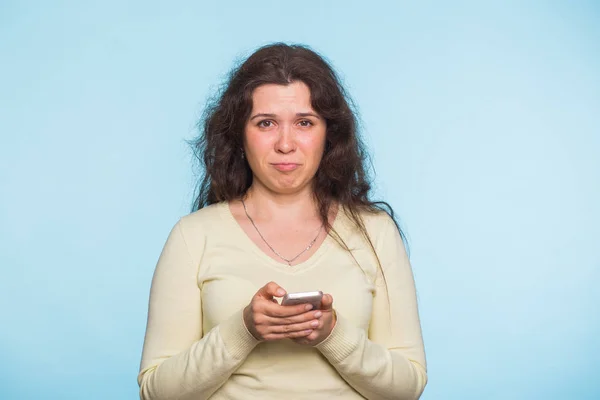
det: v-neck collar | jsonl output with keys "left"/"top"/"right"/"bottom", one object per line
{"left": 218, "top": 201, "right": 342, "bottom": 274}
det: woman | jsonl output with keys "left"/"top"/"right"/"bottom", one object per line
{"left": 138, "top": 43, "right": 427, "bottom": 400}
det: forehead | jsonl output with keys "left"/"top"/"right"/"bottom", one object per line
{"left": 250, "top": 81, "right": 314, "bottom": 111}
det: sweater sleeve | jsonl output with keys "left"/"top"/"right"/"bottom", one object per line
{"left": 137, "top": 220, "right": 260, "bottom": 400}
{"left": 315, "top": 214, "right": 428, "bottom": 400}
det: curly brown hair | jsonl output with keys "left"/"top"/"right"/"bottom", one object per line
{"left": 191, "top": 42, "right": 407, "bottom": 261}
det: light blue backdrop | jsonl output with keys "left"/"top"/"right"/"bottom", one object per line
{"left": 1, "top": 1, "right": 598, "bottom": 399}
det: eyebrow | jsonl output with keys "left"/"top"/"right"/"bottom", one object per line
{"left": 249, "top": 112, "right": 322, "bottom": 121}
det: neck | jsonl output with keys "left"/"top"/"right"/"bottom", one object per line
{"left": 243, "top": 184, "right": 319, "bottom": 222}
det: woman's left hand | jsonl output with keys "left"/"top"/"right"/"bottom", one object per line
{"left": 292, "top": 293, "right": 337, "bottom": 346}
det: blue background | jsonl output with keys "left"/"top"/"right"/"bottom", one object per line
{"left": 1, "top": 1, "right": 598, "bottom": 399}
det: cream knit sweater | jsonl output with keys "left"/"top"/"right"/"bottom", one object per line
{"left": 138, "top": 202, "right": 427, "bottom": 399}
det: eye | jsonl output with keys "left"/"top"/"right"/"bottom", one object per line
{"left": 298, "top": 120, "right": 314, "bottom": 127}
{"left": 257, "top": 120, "right": 274, "bottom": 128}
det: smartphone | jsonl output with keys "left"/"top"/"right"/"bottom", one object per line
{"left": 281, "top": 291, "right": 323, "bottom": 309}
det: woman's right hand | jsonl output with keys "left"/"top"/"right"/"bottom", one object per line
{"left": 243, "top": 281, "right": 323, "bottom": 341}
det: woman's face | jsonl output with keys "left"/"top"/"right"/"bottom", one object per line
{"left": 244, "top": 81, "right": 327, "bottom": 195}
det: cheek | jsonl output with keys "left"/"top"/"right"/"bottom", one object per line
{"left": 245, "top": 131, "right": 272, "bottom": 155}
{"left": 298, "top": 136, "right": 326, "bottom": 160}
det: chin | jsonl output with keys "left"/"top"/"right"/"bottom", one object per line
{"left": 269, "top": 179, "right": 309, "bottom": 194}
{"left": 271, "top": 185, "right": 302, "bottom": 195}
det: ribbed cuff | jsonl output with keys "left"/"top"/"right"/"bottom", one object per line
{"left": 218, "top": 307, "right": 260, "bottom": 360}
{"left": 315, "top": 311, "right": 363, "bottom": 364}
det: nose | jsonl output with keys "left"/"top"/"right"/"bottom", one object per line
{"left": 274, "top": 124, "right": 296, "bottom": 154}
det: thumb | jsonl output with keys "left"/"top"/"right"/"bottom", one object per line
{"left": 321, "top": 293, "right": 334, "bottom": 310}
{"left": 257, "top": 281, "right": 286, "bottom": 299}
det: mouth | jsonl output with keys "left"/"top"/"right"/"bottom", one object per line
{"left": 271, "top": 163, "right": 300, "bottom": 172}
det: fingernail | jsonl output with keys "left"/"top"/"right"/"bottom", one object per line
{"left": 305, "top": 304, "right": 313, "bottom": 311}
{"left": 305, "top": 329, "right": 313, "bottom": 334}
{"left": 314, "top": 311, "right": 322, "bottom": 318}
{"left": 276, "top": 289, "right": 285, "bottom": 296}
{"left": 311, "top": 320, "right": 319, "bottom": 327}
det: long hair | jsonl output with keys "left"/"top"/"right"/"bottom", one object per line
{"left": 190, "top": 43, "right": 408, "bottom": 265}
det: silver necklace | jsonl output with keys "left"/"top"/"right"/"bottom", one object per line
{"left": 241, "top": 198, "right": 323, "bottom": 266}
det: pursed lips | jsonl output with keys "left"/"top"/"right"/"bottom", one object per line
{"left": 271, "top": 163, "right": 301, "bottom": 172}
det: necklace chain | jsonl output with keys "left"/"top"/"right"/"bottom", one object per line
{"left": 241, "top": 198, "right": 322, "bottom": 266}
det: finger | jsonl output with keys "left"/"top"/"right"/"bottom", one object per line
{"left": 291, "top": 329, "right": 320, "bottom": 345}
{"left": 264, "top": 301, "right": 314, "bottom": 318}
{"left": 257, "top": 281, "right": 286, "bottom": 299}
{"left": 294, "top": 327, "right": 321, "bottom": 344}
{"left": 268, "top": 319, "right": 320, "bottom": 334}
{"left": 293, "top": 337, "right": 310, "bottom": 346}
{"left": 306, "top": 329, "right": 320, "bottom": 341}
{"left": 264, "top": 310, "right": 323, "bottom": 326}
{"left": 263, "top": 329, "right": 313, "bottom": 341}
{"left": 320, "top": 294, "right": 334, "bottom": 310}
